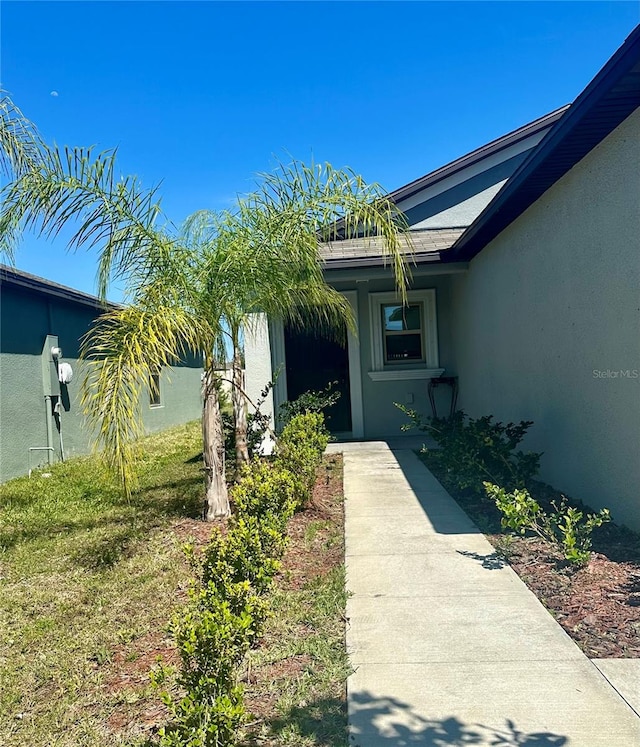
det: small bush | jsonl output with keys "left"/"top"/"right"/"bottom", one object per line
{"left": 399, "top": 407, "right": 541, "bottom": 495}
{"left": 278, "top": 381, "right": 341, "bottom": 429}
{"left": 232, "top": 461, "right": 297, "bottom": 526}
{"left": 155, "top": 579, "right": 266, "bottom": 747}
{"left": 156, "top": 454, "right": 304, "bottom": 745}
{"left": 200, "top": 520, "right": 283, "bottom": 596}
{"left": 276, "top": 412, "right": 329, "bottom": 509}
{"left": 484, "top": 482, "right": 611, "bottom": 565}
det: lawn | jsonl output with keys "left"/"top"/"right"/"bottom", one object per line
{"left": 0, "top": 423, "right": 348, "bottom": 746}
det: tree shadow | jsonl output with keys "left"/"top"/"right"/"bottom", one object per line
{"left": 348, "top": 690, "right": 568, "bottom": 746}
{"left": 262, "top": 695, "right": 347, "bottom": 746}
{"left": 456, "top": 549, "right": 509, "bottom": 570}
{"left": 248, "top": 690, "right": 568, "bottom": 747}
{"left": 0, "top": 470, "right": 203, "bottom": 573}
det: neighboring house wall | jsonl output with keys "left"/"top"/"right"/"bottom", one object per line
{"left": 449, "top": 107, "right": 640, "bottom": 529}
{"left": 0, "top": 276, "right": 203, "bottom": 482}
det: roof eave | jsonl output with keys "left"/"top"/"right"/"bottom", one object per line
{"left": 388, "top": 105, "right": 570, "bottom": 205}
{"left": 449, "top": 25, "right": 640, "bottom": 263}
{"left": 0, "top": 265, "right": 115, "bottom": 310}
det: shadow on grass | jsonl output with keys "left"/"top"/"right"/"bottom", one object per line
{"left": 0, "top": 472, "right": 203, "bottom": 565}
{"left": 184, "top": 453, "right": 204, "bottom": 464}
{"left": 249, "top": 690, "right": 568, "bottom": 746}
{"left": 246, "top": 695, "right": 346, "bottom": 746}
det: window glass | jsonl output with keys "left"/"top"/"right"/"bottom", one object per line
{"left": 382, "top": 303, "right": 424, "bottom": 363}
{"left": 149, "top": 370, "right": 161, "bottom": 406}
{"left": 383, "top": 304, "right": 421, "bottom": 331}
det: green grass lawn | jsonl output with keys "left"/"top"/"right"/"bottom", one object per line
{"left": 0, "top": 422, "right": 204, "bottom": 746}
{"left": 0, "top": 423, "right": 349, "bottom": 747}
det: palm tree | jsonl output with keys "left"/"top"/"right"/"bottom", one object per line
{"left": 185, "top": 161, "right": 412, "bottom": 467}
{"left": 80, "top": 236, "right": 232, "bottom": 518}
{"left": 0, "top": 95, "right": 412, "bottom": 519}
{"left": 81, "top": 160, "right": 412, "bottom": 520}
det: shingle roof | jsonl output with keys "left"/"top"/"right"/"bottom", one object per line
{"left": 319, "top": 228, "right": 465, "bottom": 269}
{"left": 0, "top": 264, "right": 113, "bottom": 309}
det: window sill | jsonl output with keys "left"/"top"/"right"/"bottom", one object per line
{"left": 367, "top": 368, "right": 445, "bottom": 382}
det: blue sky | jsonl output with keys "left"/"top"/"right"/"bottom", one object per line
{"left": 2, "top": 1, "right": 639, "bottom": 298}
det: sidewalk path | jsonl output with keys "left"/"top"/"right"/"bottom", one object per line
{"left": 335, "top": 441, "right": 640, "bottom": 747}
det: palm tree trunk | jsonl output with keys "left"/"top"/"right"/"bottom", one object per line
{"left": 232, "top": 347, "right": 250, "bottom": 466}
{"left": 202, "top": 367, "right": 229, "bottom": 520}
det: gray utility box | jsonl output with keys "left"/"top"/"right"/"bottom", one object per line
{"left": 42, "top": 334, "right": 61, "bottom": 397}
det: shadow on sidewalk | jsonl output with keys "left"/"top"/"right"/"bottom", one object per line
{"left": 456, "top": 549, "right": 509, "bottom": 570}
{"left": 349, "top": 690, "right": 568, "bottom": 746}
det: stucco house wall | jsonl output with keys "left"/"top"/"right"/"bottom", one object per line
{"left": 330, "top": 273, "right": 458, "bottom": 438}
{"left": 0, "top": 272, "right": 203, "bottom": 482}
{"left": 245, "top": 270, "right": 461, "bottom": 441}
{"left": 449, "top": 107, "right": 640, "bottom": 529}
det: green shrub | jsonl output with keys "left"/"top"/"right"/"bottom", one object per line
{"left": 484, "top": 482, "right": 611, "bottom": 565}
{"left": 276, "top": 412, "right": 329, "bottom": 509}
{"left": 200, "top": 520, "right": 284, "bottom": 596}
{"left": 232, "top": 461, "right": 297, "bottom": 526}
{"left": 399, "top": 407, "right": 541, "bottom": 495}
{"left": 155, "top": 579, "right": 266, "bottom": 747}
{"left": 278, "top": 381, "right": 341, "bottom": 428}
{"left": 156, "top": 455, "right": 302, "bottom": 746}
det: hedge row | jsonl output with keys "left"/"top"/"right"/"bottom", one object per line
{"left": 154, "top": 412, "right": 329, "bottom": 746}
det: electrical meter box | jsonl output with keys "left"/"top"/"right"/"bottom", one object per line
{"left": 42, "top": 334, "right": 61, "bottom": 397}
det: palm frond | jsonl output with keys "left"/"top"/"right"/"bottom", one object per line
{"left": 80, "top": 304, "right": 208, "bottom": 497}
{"left": 249, "top": 160, "right": 412, "bottom": 303}
{"left": 0, "top": 144, "right": 165, "bottom": 296}
{"left": 0, "top": 92, "right": 44, "bottom": 180}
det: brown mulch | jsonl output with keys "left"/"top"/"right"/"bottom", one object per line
{"left": 423, "top": 459, "right": 640, "bottom": 659}
{"left": 275, "top": 455, "right": 344, "bottom": 592}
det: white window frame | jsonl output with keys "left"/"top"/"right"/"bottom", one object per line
{"left": 368, "top": 290, "right": 444, "bottom": 381}
{"left": 149, "top": 368, "right": 163, "bottom": 408}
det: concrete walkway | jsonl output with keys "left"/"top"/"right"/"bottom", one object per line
{"left": 334, "top": 441, "right": 640, "bottom": 747}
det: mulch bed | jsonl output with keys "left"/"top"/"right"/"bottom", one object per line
{"left": 489, "top": 534, "right": 640, "bottom": 658}
{"left": 422, "top": 458, "right": 640, "bottom": 658}
{"left": 242, "top": 455, "right": 346, "bottom": 738}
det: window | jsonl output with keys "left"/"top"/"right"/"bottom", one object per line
{"left": 382, "top": 303, "right": 425, "bottom": 364}
{"left": 149, "top": 369, "right": 162, "bottom": 407}
{"left": 368, "top": 290, "right": 443, "bottom": 381}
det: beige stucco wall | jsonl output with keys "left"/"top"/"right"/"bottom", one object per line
{"left": 450, "top": 107, "right": 640, "bottom": 529}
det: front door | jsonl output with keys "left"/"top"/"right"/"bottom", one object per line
{"left": 283, "top": 323, "right": 352, "bottom": 434}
